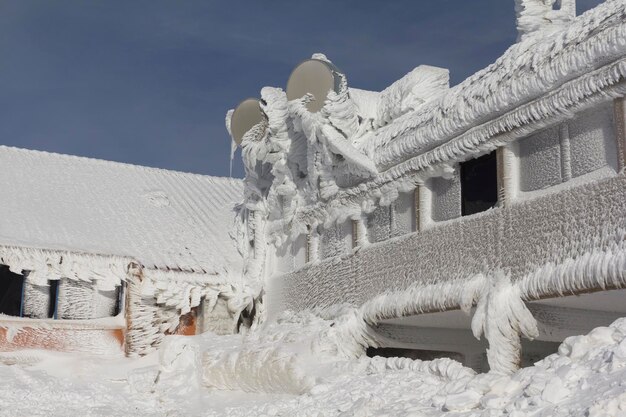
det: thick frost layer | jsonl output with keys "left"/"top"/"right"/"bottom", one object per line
{"left": 132, "top": 315, "right": 626, "bottom": 415}
{"left": 262, "top": 1, "right": 626, "bottom": 234}
{"left": 515, "top": 0, "right": 576, "bottom": 41}
{"left": 231, "top": 2, "right": 626, "bottom": 304}
{"left": 282, "top": 174, "right": 626, "bottom": 318}
{"left": 0, "top": 145, "right": 244, "bottom": 278}
{"left": 126, "top": 265, "right": 257, "bottom": 356}
{"left": 471, "top": 273, "right": 539, "bottom": 374}
{"left": 0, "top": 245, "right": 255, "bottom": 355}
{"left": 0, "top": 245, "right": 128, "bottom": 290}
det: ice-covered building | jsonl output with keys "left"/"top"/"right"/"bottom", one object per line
{"left": 230, "top": 0, "right": 626, "bottom": 373}
{"left": 0, "top": 146, "right": 248, "bottom": 356}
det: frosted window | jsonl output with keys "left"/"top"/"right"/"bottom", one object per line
{"left": 430, "top": 174, "right": 462, "bottom": 221}
{"left": 367, "top": 205, "right": 391, "bottom": 243}
{"left": 518, "top": 126, "right": 562, "bottom": 191}
{"left": 391, "top": 191, "right": 416, "bottom": 237}
{"left": 568, "top": 103, "right": 618, "bottom": 178}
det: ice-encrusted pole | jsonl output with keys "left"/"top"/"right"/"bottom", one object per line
{"left": 125, "top": 262, "right": 160, "bottom": 356}
{"left": 471, "top": 272, "right": 539, "bottom": 374}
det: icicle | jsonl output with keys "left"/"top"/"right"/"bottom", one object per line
{"left": 229, "top": 139, "right": 237, "bottom": 178}
{"left": 225, "top": 108, "right": 236, "bottom": 178}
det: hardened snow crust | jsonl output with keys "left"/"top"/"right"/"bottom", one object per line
{"left": 2, "top": 313, "right": 626, "bottom": 415}
{"left": 162, "top": 315, "right": 626, "bottom": 415}
{"left": 179, "top": 306, "right": 471, "bottom": 395}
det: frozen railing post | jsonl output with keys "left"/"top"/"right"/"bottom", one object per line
{"left": 514, "top": 0, "right": 576, "bottom": 41}
{"left": 124, "top": 262, "right": 155, "bottom": 356}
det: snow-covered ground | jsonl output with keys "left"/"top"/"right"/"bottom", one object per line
{"left": 2, "top": 309, "right": 626, "bottom": 417}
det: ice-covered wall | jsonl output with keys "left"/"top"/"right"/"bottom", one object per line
{"left": 22, "top": 278, "right": 51, "bottom": 319}
{"left": 57, "top": 278, "right": 118, "bottom": 320}
{"left": 319, "top": 220, "right": 352, "bottom": 260}
{"left": 280, "top": 173, "right": 625, "bottom": 314}
{"left": 198, "top": 297, "right": 236, "bottom": 336}
{"left": 277, "top": 173, "right": 626, "bottom": 372}
{"left": 518, "top": 126, "right": 564, "bottom": 192}
{"left": 391, "top": 191, "right": 415, "bottom": 237}
{"left": 0, "top": 246, "right": 126, "bottom": 321}
{"left": 518, "top": 102, "right": 619, "bottom": 194}
{"left": 366, "top": 206, "right": 391, "bottom": 244}
{"left": 428, "top": 172, "right": 462, "bottom": 222}
{"left": 568, "top": 102, "right": 618, "bottom": 178}
{"left": 125, "top": 265, "right": 257, "bottom": 356}
{"left": 229, "top": 55, "right": 449, "bottom": 290}
{"left": 0, "top": 246, "right": 257, "bottom": 356}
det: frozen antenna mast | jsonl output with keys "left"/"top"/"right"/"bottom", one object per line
{"left": 515, "top": 0, "right": 576, "bottom": 41}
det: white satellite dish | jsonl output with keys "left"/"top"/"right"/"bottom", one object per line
{"left": 286, "top": 59, "right": 341, "bottom": 113}
{"left": 230, "top": 98, "right": 265, "bottom": 145}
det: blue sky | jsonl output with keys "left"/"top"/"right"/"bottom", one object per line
{"left": 0, "top": 0, "right": 604, "bottom": 178}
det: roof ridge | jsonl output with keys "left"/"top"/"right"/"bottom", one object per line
{"left": 0, "top": 144, "right": 242, "bottom": 183}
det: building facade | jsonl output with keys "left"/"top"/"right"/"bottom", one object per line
{"left": 232, "top": 0, "right": 626, "bottom": 373}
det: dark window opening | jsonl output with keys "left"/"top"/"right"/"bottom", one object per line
{"left": 0, "top": 265, "right": 25, "bottom": 317}
{"left": 48, "top": 280, "right": 59, "bottom": 319}
{"left": 461, "top": 152, "right": 498, "bottom": 216}
{"left": 366, "top": 347, "right": 465, "bottom": 363}
{"left": 520, "top": 339, "right": 561, "bottom": 368}
{"left": 114, "top": 284, "right": 123, "bottom": 316}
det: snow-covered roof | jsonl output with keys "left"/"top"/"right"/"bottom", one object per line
{"left": 0, "top": 146, "right": 244, "bottom": 278}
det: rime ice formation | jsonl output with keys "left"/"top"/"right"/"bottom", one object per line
{"left": 471, "top": 274, "right": 539, "bottom": 375}
{"left": 0, "top": 146, "right": 253, "bottom": 355}
{"left": 230, "top": 0, "right": 626, "bottom": 374}
{"left": 515, "top": 0, "right": 576, "bottom": 41}
{"left": 200, "top": 306, "right": 376, "bottom": 394}
{"left": 0, "top": 0, "right": 625, "bottom": 413}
